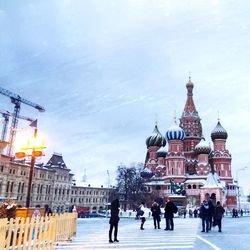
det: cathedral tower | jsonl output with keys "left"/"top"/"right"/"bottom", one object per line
{"left": 210, "top": 120, "right": 233, "bottom": 183}
{"left": 179, "top": 77, "right": 202, "bottom": 174}
{"left": 165, "top": 123, "right": 186, "bottom": 182}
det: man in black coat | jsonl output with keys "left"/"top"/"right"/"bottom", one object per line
{"left": 164, "top": 198, "right": 178, "bottom": 231}
{"left": 200, "top": 200, "right": 210, "bottom": 232}
{"left": 208, "top": 199, "right": 215, "bottom": 230}
{"left": 109, "top": 199, "right": 120, "bottom": 243}
{"left": 214, "top": 201, "right": 225, "bottom": 232}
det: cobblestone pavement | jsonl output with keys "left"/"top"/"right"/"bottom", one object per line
{"left": 55, "top": 217, "right": 250, "bottom": 250}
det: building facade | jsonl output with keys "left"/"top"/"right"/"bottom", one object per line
{"left": 0, "top": 145, "right": 113, "bottom": 213}
{"left": 144, "top": 78, "right": 237, "bottom": 209}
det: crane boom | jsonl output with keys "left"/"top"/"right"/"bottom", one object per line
{"left": 0, "top": 86, "right": 45, "bottom": 156}
{"left": 0, "top": 86, "right": 45, "bottom": 112}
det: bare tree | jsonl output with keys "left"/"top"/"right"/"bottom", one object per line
{"left": 116, "top": 163, "right": 151, "bottom": 211}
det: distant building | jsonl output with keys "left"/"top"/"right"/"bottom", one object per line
{"left": 0, "top": 145, "right": 114, "bottom": 213}
{"left": 143, "top": 78, "right": 237, "bottom": 209}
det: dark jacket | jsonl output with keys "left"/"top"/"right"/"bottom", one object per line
{"left": 164, "top": 201, "right": 177, "bottom": 218}
{"left": 109, "top": 199, "right": 120, "bottom": 225}
{"left": 151, "top": 204, "right": 161, "bottom": 217}
{"left": 200, "top": 204, "right": 209, "bottom": 219}
{"left": 214, "top": 205, "right": 225, "bottom": 219}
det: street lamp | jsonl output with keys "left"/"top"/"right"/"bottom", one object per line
{"left": 236, "top": 166, "right": 248, "bottom": 211}
{"left": 15, "top": 120, "right": 46, "bottom": 208}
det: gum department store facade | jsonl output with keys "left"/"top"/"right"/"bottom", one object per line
{"left": 0, "top": 148, "right": 113, "bottom": 213}
{"left": 144, "top": 78, "right": 237, "bottom": 209}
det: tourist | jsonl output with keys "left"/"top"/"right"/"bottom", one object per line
{"left": 200, "top": 200, "right": 209, "bottom": 232}
{"left": 33, "top": 205, "right": 41, "bottom": 218}
{"left": 183, "top": 209, "right": 187, "bottom": 218}
{"left": 194, "top": 208, "right": 198, "bottom": 218}
{"left": 164, "top": 198, "right": 178, "bottom": 231}
{"left": 208, "top": 199, "right": 215, "bottom": 230}
{"left": 137, "top": 202, "right": 146, "bottom": 230}
{"left": 214, "top": 201, "right": 225, "bottom": 232}
{"left": 109, "top": 199, "right": 120, "bottom": 243}
{"left": 151, "top": 202, "right": 161, "bottom": 229}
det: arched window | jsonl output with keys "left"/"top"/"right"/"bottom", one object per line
{"left": 193, "top": 185, "right": 196, "bottom": 189}
{"left": 188, "top": 185, "right": 191, "bottom": 189}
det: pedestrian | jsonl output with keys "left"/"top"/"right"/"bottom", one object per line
{"left": 200, "top": 200, "right": 209, "bottom": 232}
{"left": 240, "top": 209, "right": 243, "bottom": 217}
{"left": 183, "top": 209, "right": 187, "bottom": 218}
{"left": 151, "top": 202, "right": 161, "bottom": 229}
{"left": 208, "top": 199, "right": 215, "bottom": 230}
{"left": 214, "top": 201, "right": 225, "bottom": 232}
{"left": 189, "top": 209, "right": 193, "bottom": 218}
{"left": 33, "top": 205, "right": 41, "bottom": 218}
{"left": 193, "top": 209, "right": 198, "bottom": 218}
{"left": 109, "top": 199, "right": 120, "bottom": 243}
{"left": 164, "top": 198, "right": 178, "bottom": 231}
{"left": 137, "top": 202, "right": 146, "bottom": 230}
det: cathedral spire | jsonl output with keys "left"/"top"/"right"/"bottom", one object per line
{"left": 182, "top": 77, "right": 198, "bottom": 117}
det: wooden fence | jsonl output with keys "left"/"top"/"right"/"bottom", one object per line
{"left": 0, "top": 213, "right": 77, "bottom": 250}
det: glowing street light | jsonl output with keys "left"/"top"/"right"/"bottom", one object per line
{"left": 15, "top": 120, "right": 46, "bottom": 208}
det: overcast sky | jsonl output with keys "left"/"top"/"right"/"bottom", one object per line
{"left": 0, "top": 0, "right": 250, "bottom": 193}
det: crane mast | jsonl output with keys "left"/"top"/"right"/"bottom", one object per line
{"left": 0, "top": 108, "right": 35, "bottom": 142}
{"left": 0, "top": 86, "right": 45, "bottom": 156}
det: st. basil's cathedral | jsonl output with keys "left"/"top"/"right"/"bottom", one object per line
{"left": 143, "top": 78, "right": 237, "bottom": 209}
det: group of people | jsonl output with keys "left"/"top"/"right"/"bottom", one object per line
{"left": 108, "top": 197, "right": 225, "bottom": 243}
{"left": 199, "top": 200, "right": 225, "bottom": 233}
{"left": 136, "top": 198, "right": 178, "bottom": 231}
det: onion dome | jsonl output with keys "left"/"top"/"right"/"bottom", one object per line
{"left": 195, "top": 137, "right": 211, "bottom": 154}
{"left": 211, "top": 121, "right": 228, "bottom": 141}
{"left": 140, "top": 168, "right": 154, "bottom": 178}
{"left": 156, "top": 147, "right": 167, "bottom": 158}
{"left": 166, "top": 124, "right": 185, "bottom": 141}
{"left": 146, "top": 124, "right": 166, "bottom": 147}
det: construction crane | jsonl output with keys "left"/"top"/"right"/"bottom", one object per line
{"left": 0, "top": 108, "right": 35, "bottom": 141}
{"left": 0, "top": 86, "right": 45, "bottom": 156}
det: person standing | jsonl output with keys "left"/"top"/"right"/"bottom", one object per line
{"left": 138, "top": 202, "right": 146, "bottom": 230}
{"left": 208, "top": 199, "right": 215, "bottom": 230}
{"left": 183, "top": 209, "right": 187, "bottom": 218}
{"left": 151, "top": 202, "right": 161, "bottom": 229}
{"left": 214, "top": 201, "right": 225, "bottom": 232}
{"left": 109, "top": 199, "right": 120, "bottom": 243}
{"left": 164, "top": 198, "right": 178, "bottom": 231}
{"left": 200, "top": 200, "right": 209, "bottom": 232}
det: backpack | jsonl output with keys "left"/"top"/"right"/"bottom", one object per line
{"left": 137, "top": 209, "right": 144, "bottom": 216}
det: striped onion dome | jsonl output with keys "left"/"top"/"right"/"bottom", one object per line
{"left": 195, "top": 137, "right": 211, "bottom": 154}
{"left": 156, "top": 147, "right": 167, "bottom": 158}
{"left": 166, "top": 124, "right": 185, "bottom": 141}
{"left": 146, "top": 124, "right": 166, "bottom": 147}
{"left": 211, "top": 121, "right": 228, "bottom": 141}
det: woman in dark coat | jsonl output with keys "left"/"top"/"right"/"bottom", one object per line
{"left": 214, "top": 201, "right": 225, "bottom": 232}
{"left": 151, "top": 202, "right": 161, "bottom": 229}
{"left": 109, "top": 199, "right": 120, "bottom": 243}
{"left": 164, "top": 198, "right": 178, "bottom": 231}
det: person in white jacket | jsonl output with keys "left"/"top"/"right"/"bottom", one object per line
{"left": 137, "top": 202, "right": 146, "bottom": 230}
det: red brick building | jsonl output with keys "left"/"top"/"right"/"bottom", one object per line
{"left": 144, "top": 78, "right": 237, "bottom": 209}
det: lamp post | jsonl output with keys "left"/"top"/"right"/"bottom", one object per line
{"left": 236, "top": 166, "right": 248, "bottom": 211}
{"left": 15, "top": 120, "right": 45, "bottom": 208}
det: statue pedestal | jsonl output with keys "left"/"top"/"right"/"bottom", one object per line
{"left": 168, "top": 195, "right": 187, "bottom": 207}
